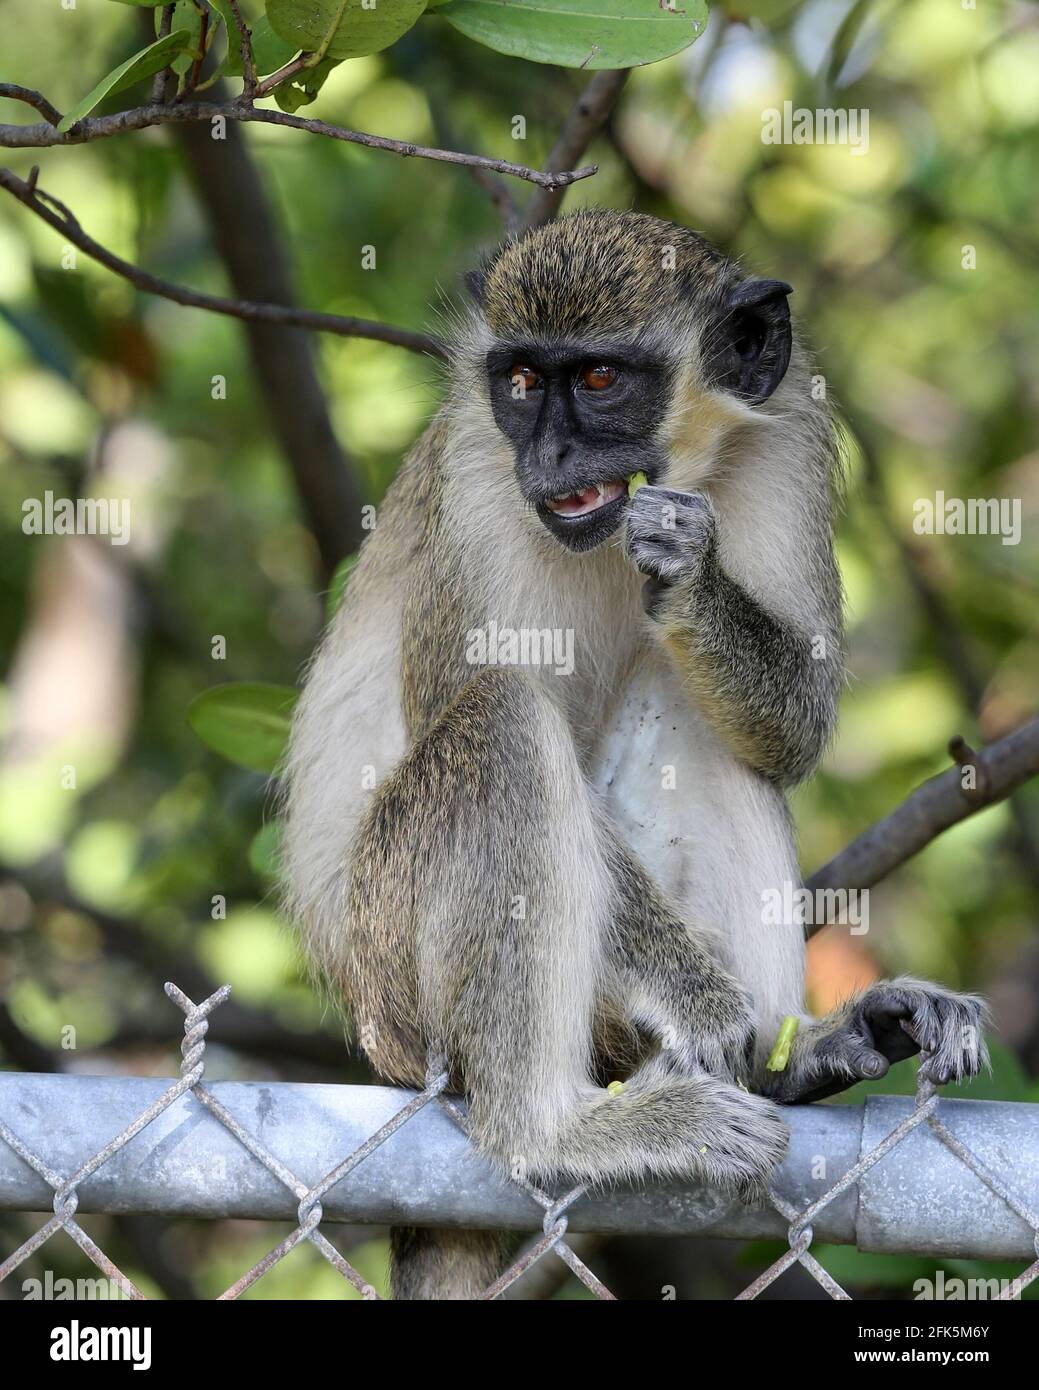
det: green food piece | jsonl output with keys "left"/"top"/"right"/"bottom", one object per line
{"left": 606, "top": 1080, "right": 625, "bottom": 1096}
{"left": 765, "top": 1015, "right": 801, "bottom": 1073}
{"left": 627, "top": 471, "right": 648, "bottom": 498}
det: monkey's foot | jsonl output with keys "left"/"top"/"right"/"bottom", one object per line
{"left": 686, "top": 1080, "right": 789, "bottom": 1201}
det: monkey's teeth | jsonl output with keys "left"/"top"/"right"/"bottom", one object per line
{"left": 546, "top": 480, "right": 625, "bottom": 517}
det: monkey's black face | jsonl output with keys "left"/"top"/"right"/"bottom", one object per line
{"left": 486, "top": 343, "right": 671, "bottom": 552}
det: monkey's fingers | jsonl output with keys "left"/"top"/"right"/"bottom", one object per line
{"left": 832, "top": 1028, "right": 892, "bottom": 1083}
{"left": 770, "top": 1027, "right": 890, "bottom": 1104}
{"left": 857, "top": 981, "right": 989, "bottom": 1085}
{"left": 629, "top": 541, "right": 684, "bottom": 583}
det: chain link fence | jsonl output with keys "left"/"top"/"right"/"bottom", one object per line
{"left": 1, "top": 982, "right": 1037, "bottom": 1300}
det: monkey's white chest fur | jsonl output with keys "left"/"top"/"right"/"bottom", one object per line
{"left": 591, "top": 649, "right": 806, "bottom": 1040}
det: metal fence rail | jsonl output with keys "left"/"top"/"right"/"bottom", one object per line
{"left": 0, "top": 983, "right": 1037, "bottom": 1299}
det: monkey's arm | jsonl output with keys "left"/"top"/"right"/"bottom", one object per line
{"left": 625, "top": 486, "right": 842, "bottom": 785}
{"left": 757, "top": 978, "right": 989, "bottom": 1104}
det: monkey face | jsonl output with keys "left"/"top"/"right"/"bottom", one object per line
{"left": 486, "top": 342, "right": 672, "bottom": 553}
{"left": 474, "top": 212, "right": 796, "bottom": 553}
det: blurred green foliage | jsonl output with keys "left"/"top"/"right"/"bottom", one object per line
{"left": 0, "top": 0, "right": 1036, "bottom": 1300}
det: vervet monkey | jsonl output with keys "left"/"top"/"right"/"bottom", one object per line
{"left": 282, "top": 210, "right": 988, "bottom": 1299}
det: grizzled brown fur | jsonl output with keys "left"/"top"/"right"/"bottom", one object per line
{"left": 479, "top": 208, "right": 732, "bottom": 341}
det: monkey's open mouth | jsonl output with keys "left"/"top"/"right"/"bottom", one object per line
{"left": 545, "top": 480, "right": 626, "bottom": 517}
{"left": 536, "top": 479, "right": 629, "bottom": 552}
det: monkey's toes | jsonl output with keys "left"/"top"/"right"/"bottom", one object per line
{"left": 696, "top": 1084, "right": 789, "bottom": 1200}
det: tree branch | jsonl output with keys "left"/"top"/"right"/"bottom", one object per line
{"left": 428, "top": 96, "right": 521, "bottom": 233}
{"left": 224, "top": 0, "right": 257, "bottom": 98}
{"left": 0, "top": 97, "right": 597, "bottom": 192}
{"left": 0, "top": 83, "right": 62, "bottom": 126}
{"left": 0, "top": 167, "right": 446, "bottom": 360}
{"left": 805, "top": 717, "right": 1039, "bottom": 936}
{"left": 252, "top": 54, "right": 315, "bottom": 99}
{"left": 183, "top": 2, "right": 212, "bottom": 100}
{"left": 151, "top": 6, "right": 177, "bottom": 104}
{"left": 519, "top": 69, "right": 629, "bottom": 233}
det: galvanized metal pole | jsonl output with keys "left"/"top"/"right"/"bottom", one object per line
{"left": 0, "top": 1073, "right": 1036, "bottom": 1259}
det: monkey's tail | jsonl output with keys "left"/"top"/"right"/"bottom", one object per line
{"left": 389, "top": 1226, "right": 510, "bottom": 1300}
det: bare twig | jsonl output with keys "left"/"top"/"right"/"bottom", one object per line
{"left": 0, "top": 99, "right": 597, "bottom": 192}
{"left": 519, "top": 69, "right": 630, "bottom": 233}
{"left": 805, "top": 716, "right": 1039, "bottom": 935}
{"left": 253, "top": 54, "right": 315, "bottom": 99}
{"left": 182, "top": 2, "right": 212, "bottom": 99}
{"left": 0, "top": 83, "right": 61, "bottom": 126}
{"left": 948, "top": 733, "right": 991, "bottom": 804}
{"left": 469, "top": 163, "right": 522, "bottom": 233}
{"left": 151, "top": 5, "right": 177, "bottom": 105}
{"left": 0, "top": 167, "right": 446, "bottom": 359}
{"left": 429, "top": 98, "right": 521, "bottom": 232}
{"left": 225, "top": 0, "right": 257, "bottom": 99}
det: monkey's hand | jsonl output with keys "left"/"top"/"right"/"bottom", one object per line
{"left": 761, "top": 979, "right": 989, "bottom": 1105}
{"left": 624, "top": 485, "right": 716, "bottom": 619}
{"left": 623, "top": 482, "right": 841, "bottom": 786}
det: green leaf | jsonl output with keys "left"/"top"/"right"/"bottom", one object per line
{"left": 187, "top": 682, "right": 299, "bottom": 774}
{"left": 273, "top": 54, "right": 340, "bottom": 110}
{"left": 108, "top": 1, "right": 173, "bottom": 7}
{"left": 432, "top": 0, "right": 708, "bottom": 69}
{"left": 248, "top": 820, "right": 283, "bottom": 879}
{"left": 212, "top": 5, "right": 300, "bottom": 76}
{"left": 56, "top": 30, "right": 195, "bottom": 132}
{"left": 267, "top": 0, "right": 428, "bottom": 61}
{"left": 325, "top": 553, "right": 358, "bottom": 622}
{"left": 153, "top": 2, "right": 206, "bottom": 77}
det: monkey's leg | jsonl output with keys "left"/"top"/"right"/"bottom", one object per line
{"left": 758, "top": 978, "right": 990, "bottom": 1104}
{"left": 605, "top": 844, "right": 762, "bottom": 1085}
{"left": 350, "top": 669, "right": 787, "bottom": 1220}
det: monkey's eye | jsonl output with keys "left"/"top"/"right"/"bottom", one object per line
{"left": 508, "top": 363, "right": 542, "bottom": 393}
{"left": 579, "top": 364, "right": 617, "bottom": 392}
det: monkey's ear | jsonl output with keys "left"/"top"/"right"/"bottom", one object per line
{"left": 713, "top": 278, "right": 793, "bottom": 405}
